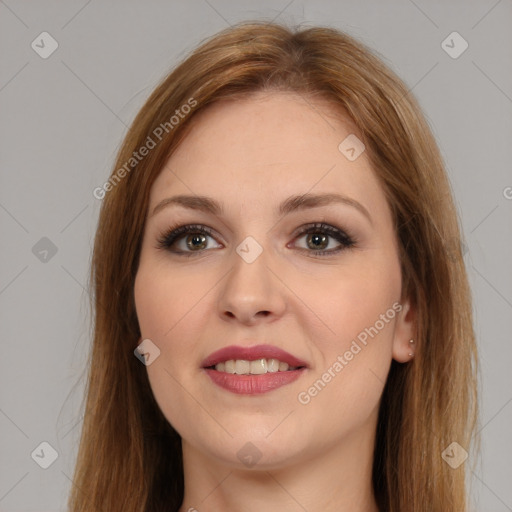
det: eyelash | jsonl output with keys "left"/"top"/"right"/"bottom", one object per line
{"left": 155, "top": 222, "right": 357, "bottom": 258}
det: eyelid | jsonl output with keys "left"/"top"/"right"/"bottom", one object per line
{"left": 155, "top": 224, "right": 221, "bottom": 253}
{"left": 156, "top": 221, "right": 357, "bottom": 257}
{"left": 291, "top": 222, "right": 357, "bottom": 255}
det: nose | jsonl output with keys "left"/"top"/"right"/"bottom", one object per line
{"left": 217, "top": 245, "right": 287, "bottom": 326}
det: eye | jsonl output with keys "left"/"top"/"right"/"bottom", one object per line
{"left": 156, "top": 222, "right": 357, "bottom": 257}
{"left": 156, "top": 224, "right": 221, "bottom": 256}
{"left": 291, "top": 222, "right": 356, "bottom": 256}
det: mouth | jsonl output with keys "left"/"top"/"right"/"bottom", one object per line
{"left": 205, "top": 358, "right": 305, "bottom": 374}
{"left": 201, "top": 344, "right": 308, "bottom": 395}
{"left": 201, "top": 343, "right": 308, "bottom": 369}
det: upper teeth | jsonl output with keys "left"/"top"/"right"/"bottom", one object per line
{"left": 214, "top": 359, "right": 298, "bottom": 374}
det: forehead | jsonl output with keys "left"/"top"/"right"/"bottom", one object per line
{"left": 149, "top": 91, "right": 388, "bottom": 222}
{"left": 169, "top": 91, "right": 360, "bottom": 167}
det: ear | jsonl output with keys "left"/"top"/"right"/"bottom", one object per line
{"left": 392, "top": 297, "right": 417, "bottom": 363}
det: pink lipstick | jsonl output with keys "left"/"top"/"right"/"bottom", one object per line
{"left": 201, "top": 344, "right": 308, "bottom": 395}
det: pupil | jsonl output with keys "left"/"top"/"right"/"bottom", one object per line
{"left": 187, "top": 234, "right": 206, "bottom": 250}
{"left": 308, "top": 233, "right": 327, "bottom": 250}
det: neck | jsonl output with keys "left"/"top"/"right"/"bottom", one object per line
{"left": 177, "top": 414, "right": 380, "bottom": 512}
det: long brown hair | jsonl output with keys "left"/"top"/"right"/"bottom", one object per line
{"left": 67, "top": 21, "right": 478, "bottom": 511}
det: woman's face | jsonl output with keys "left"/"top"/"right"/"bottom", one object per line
{"left": 134, "top": 91, "right": 415, "bottom": 470}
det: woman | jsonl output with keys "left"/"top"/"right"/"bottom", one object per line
{"left": 68, "top": 21, "right": 478, "bottom": 512}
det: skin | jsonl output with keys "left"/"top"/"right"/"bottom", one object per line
{"left": 134, "top": 91, "right": 416, "bottom": 512}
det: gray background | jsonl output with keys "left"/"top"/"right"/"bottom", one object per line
{"left": 1, "top": 1, "right": 511, "bottom": 510}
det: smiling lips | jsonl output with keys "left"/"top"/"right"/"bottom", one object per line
{"left": 201, "top": 344, "right": 308, "bottom": 395}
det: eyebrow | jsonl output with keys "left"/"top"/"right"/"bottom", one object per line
{"left": 150, "top": 192, "right": 373, "bottom": 225}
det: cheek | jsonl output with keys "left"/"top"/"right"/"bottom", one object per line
{"left": 134, "top": 260, "right": 207, "bottom": 340}
{"left": 134, "top": 265, "right": 206, "bottom": 432}
{"left": 134, "top": 259, "right": 217, "bottom": 397}
{"left": 297, "top": 253, "right": 401, "bottom": 410}
{"left": 308, "top": 253, "right": 402, "bottom": 347}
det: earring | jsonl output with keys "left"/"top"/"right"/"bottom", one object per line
{"left": 408, "top": 339, "right": 414, "bottom": 357}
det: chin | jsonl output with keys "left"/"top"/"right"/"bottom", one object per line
{"left": 189, "top": 425, "right": 309, "bottom": 470}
